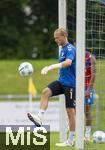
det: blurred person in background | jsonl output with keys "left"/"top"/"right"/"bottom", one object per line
{"left": 84, "top": 50, "right": 96, "bottom": 141}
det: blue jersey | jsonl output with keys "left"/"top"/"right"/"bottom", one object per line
{"left": 58, "top": 43, "right": 76, "bottom": 87}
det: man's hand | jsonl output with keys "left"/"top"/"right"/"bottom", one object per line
{"left": 41, "top": 63, "right": 62, "bottom": 75}
{"left": 41, "top": 66, "right": 51, "bottom": 74}
{"left": 85, "top": 89, "right": 90, "bottom": 99}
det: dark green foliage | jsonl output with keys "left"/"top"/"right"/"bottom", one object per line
{"left": 67, "top": 0, "right": 105, "bottom": 56}
{"left": 0, "top": 0, "right": 58, "bottom": 59}
{"left": 1, "top": 0, "right": 105, "bottom": 59}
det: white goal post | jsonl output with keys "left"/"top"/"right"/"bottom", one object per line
{"left": 58, "top": 0, "right": 86, "bottom": 149}
{"left": 58, "top": 0, "right": 67, "bottom": 142}
{"left": 58, "top": 0, "right": 104, "bottom": 149}
{"left": 76, "top": 0, "right": 86, "bottom": 149}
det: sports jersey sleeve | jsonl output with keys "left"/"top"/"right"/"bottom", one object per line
{"left": 66, "top": 45, "right": 76, "bottom": 61}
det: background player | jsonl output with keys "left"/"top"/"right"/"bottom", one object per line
{"left": 84, "top": 50, "right": 96, "bottom": 141}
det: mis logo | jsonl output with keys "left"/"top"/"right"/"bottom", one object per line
{"left": 0, "top": 125, "right": 50, "bottom": 150}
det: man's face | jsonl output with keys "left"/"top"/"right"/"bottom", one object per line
{"left": 54, "top": 32, "right": 66, "bottom": 46}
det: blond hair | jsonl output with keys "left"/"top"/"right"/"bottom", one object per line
{"left": 54, "top": 28, "right": 68, "bottom": 37}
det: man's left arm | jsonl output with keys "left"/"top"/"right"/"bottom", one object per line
{"left": 89, "top": 56, "right": 96, "bottom": 88}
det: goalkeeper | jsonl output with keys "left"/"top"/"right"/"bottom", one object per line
{"left": 84, "top": 50, "right": 96, "bottom": 141}
{"left": 27, "top": 28, "right": 76, "bottom": 147}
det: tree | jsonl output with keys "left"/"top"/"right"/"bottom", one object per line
{"left": 0, "top": 0, "right": 58, "bottom": 59}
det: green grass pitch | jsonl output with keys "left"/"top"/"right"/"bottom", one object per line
{"left": 50, "top": 132, "right": 105, "bottom": 150}
{"left": 0, "top": 59, "right": 105, "bottom": 149}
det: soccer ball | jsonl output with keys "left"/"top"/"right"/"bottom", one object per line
{"left": 92, "top": 131, "right": 105, "bottom": 143}
{"left": 18, "top": 62, "right": 34, "bottom": 76}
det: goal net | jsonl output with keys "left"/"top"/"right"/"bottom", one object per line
{"left": 66, "top": 0, "right": 105, "bottom": 141}
{"left": 86, "top": 0, "right": 105, "bottom": 132}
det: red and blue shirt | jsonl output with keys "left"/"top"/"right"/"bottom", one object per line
{"left": 85, "top": 51, "right": 92, "bottom": 88}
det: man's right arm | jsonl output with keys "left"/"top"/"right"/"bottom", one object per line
{"left": 41, "top": 59, "right": 72, "bottom": 75}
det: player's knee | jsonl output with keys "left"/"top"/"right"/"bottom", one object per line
{"left": 42, "top": 88, "right": 51, "bottom": 98}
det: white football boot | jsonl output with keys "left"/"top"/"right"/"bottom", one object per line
{"left": 56, "top": 140, "right": 74, "bottom": 147}
{"left": 27, "top": 112, "right": 42, "bottom": 127}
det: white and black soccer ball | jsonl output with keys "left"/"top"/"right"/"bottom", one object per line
{"left": 92, "top": 131, "right": 105, "bottom": 143}
{"left": 18, "top": 62, "right": 34, "bottom": 76}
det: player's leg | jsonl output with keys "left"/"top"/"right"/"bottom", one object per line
{"left": 27, "top": 87, "right": 52, "bottom": 126}
{"left": 37, "top": 87, "right": 52, "bottom": 118}
{"left": 65, "top": 87, "right": 76, "bottom": 145}
{"left": 84, "top": 104, "right": 92, "bottom": 140}
{"left": 66, "top": 107, "right": 75, "bottom": 143}
{"left": 56, "top": 87, "right": 76, "bottom": 147}
{"left": 84, "top": 88, "right": 94, "bottom": 141}
{"left": 27, "top": 80, "right": 64, "bottom": 126}
{"left": 85, "top": 104, "right": 92, "bottom": 126}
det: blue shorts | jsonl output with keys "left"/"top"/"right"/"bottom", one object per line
{"left": 84, "top": 88, "right": 94, "bottom": 105}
